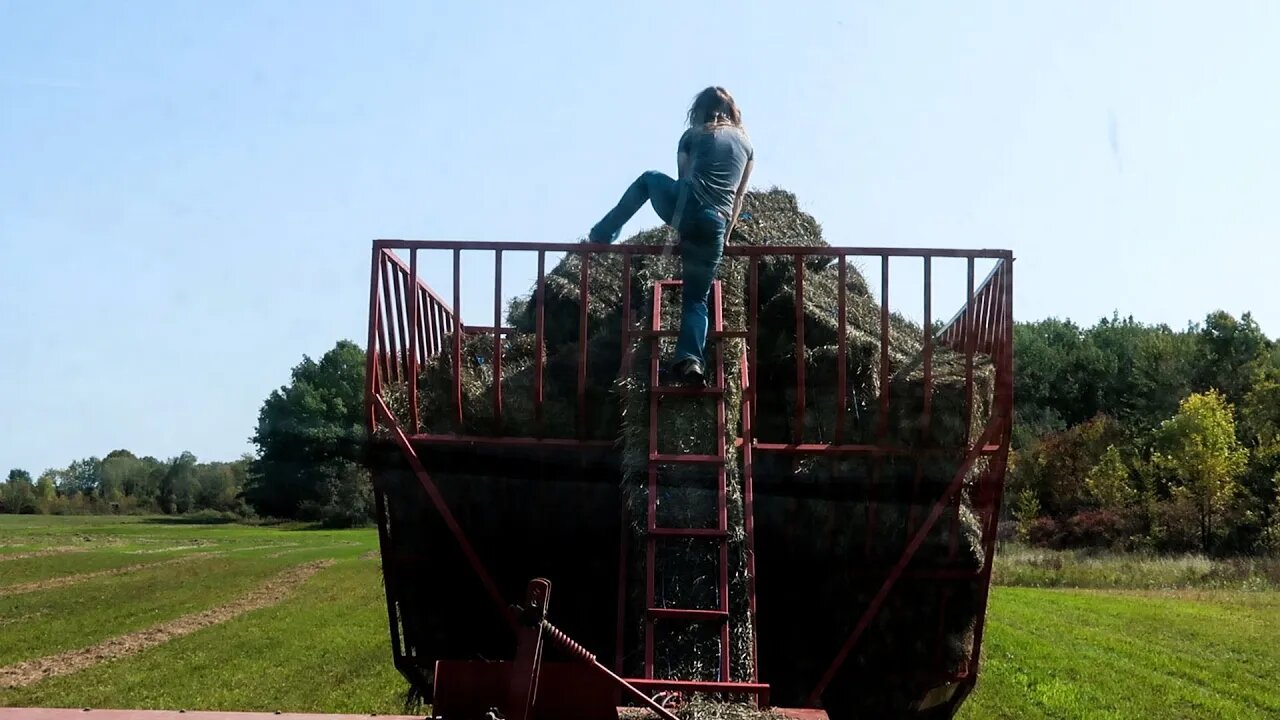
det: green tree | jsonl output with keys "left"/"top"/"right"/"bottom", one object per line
{"left": 158, "top": 452, "right": 198, "bottom": 514}
{"left": 2, "top": 469, "right": 37, "bottom": 514}
{"left": 1193, "top": 311, "right": 1274, "bottom": 404}
{"left": 60, "top": 457, "right": 102, "bottom": 497}
{"left": 245, "top": 340, "right": 367, "bottom": 518}
{"left": 1086, "top": 445, "right": 1136, "bottom": 509}
{"left": 1152, "top": 391, "right": 1249, "bottom": 552}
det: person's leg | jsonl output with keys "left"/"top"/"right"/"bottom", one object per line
{"left": 673, "top": 210, "right": 726, "bottom": 370}
{"left": 589, "top": 171, "right": 679, "bottom": 243}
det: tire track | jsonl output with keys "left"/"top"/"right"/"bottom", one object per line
{"left": 0, "top": 547, "right": 90, "bottom": 562}
{"left": 0, "top": 552, "right": 220, "bottom": 597}
{"left": 0, "top": 559, "right": 334, "bottom": 689}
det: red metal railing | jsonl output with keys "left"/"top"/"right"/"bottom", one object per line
{"left": 366, "top": 239, "right": 1014, "bottom": 715}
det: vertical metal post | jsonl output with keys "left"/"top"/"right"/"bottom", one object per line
{"left": 621, "top": 253, "right": 633, "bottom": 378}
{"left": 713, "top": 283, "right": 730, "bottom": 684}
{"left": 393, "top": 263, "right": 409, "bottom": 381}
{"left": 963, "top": 258, "right": 976, "bottom": 445}
{"left": 494, "top": 250, "right": 504, "bottom": 431}
{"left": 380, "top": 255, "right": 397, "bottom": 382}
{"left": 836, "top": 255, "right": 848, "bottom": 444}
{"left": 644, "top": 282, "right": 663, "bottom": 679}
{"left": 793, "top": 255, "right": 805, "bottom": 444}
{"left": 453, "top": 248, "right": 463, "bottom": 432}
{"left": 578, "top": 250, "right": 591, "bottom": 440}
{"left": 738, "top": 351, "right": 761, "bottom": 687}
{"left": 535, "top": 250, "right": 546, "bottom": 436}
{"left": 877, "top": 255, "right": 890, "bottom": 441}
{"left": 749, "top": 257, "right": 759, "bottom": 422}
{"left": 365, "top": 247, "right": 383, "bottom": 432}
{"left": 409, "top": 250, "right": 420, "bottom": 433}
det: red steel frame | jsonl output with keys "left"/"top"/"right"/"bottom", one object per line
{"left": 366, "top": 239, "right": 1013, "bottom": 718}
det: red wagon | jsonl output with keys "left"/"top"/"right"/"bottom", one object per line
{"left": 364, "top": 239, "right": 1014, "bottom": 720}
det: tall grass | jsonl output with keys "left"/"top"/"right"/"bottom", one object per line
{"left": 993, "top": 543, "right": 1280, "bottom": 591}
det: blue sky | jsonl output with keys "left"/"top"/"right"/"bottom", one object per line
{"left": 3, "top": 1, "right": 1278, "bottom": 473}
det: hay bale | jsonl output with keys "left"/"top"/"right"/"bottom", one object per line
{"left": 377, "top": 189, "right": 996, "bottom": 715}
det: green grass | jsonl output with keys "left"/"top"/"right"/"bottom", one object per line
{"left": 993, "top": 543, "right": 1280, "bottom": 591}
{"left": 2, "top": 556, "right": 405, "bottom": 714}
{"left": 2, "top": 516, "right": 1278, "bottom": 719}
{"left": 959, "top": 588, "right": 1280, "bottom": 720}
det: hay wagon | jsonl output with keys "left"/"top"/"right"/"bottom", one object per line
{"left": 364, "top": 196, "right": 1014, "bottom": 720}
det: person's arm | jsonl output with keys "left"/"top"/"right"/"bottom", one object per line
{"left": 723, "top": 157, "right": 753, "bottom": 242}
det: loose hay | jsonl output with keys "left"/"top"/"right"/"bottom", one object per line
{"left": 376, "top": 189, "right": 995, "bottom": 716}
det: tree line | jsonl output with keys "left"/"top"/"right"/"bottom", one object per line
{"left": 5, "top": 312, "right": 1278, "bottom": 552}
{"left": 1009, "top": 310, "right": 1280, "bottom": 555}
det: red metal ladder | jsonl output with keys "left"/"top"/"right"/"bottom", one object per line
{"left": 628, "top": 279, "right": 767, "bottom": 702}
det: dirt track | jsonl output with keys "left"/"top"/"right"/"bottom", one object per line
{"left": 0, "top": 559, "right": 334, "bottom": 689}
{"left": 0, "top": 547, "right": 90, "bottom": 562}
{"left": 0, "top": 552, "right": 219, "bottom": 597}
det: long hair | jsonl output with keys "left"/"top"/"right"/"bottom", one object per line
{"left": 687, "top": 86, "right": 742, "bottom": 128}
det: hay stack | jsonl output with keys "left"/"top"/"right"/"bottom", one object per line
{"left": 377, "top": 189, "right": 994, "bottom": 718}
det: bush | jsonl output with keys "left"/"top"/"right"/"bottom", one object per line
{"left": 1027, "top": 517, "right": 1061, "bottom": 547}
{"left": 1061, "top": 510, "right": 1130, "bottom": 548}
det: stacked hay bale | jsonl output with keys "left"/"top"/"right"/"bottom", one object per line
{"left": 377, "top": 189, "right": 994, "bottom": 718}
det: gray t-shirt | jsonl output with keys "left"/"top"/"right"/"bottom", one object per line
{"left": 678, "top": 124, "right": 753, "bottom": 219}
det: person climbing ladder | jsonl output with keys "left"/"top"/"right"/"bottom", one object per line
{"left": 587, "top": 86, "right": 754, "bottom": 385}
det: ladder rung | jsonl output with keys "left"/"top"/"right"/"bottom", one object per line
{"left": 648, "top": 527, "right": 728, "bottom": 538}
{"left": 624, "top": 678, "right": 770, "bottom": 695}
{"left": 649, "top": 453, "right": 724, "bottom": 465}
{"left": 647, "top": 608, "right": 729, "bottom": 621}
{"left": 652, "top": 385, "right": 725, "bottom": 397}
{"left": 631, "top": 329, "right": 748, "bottom": 339}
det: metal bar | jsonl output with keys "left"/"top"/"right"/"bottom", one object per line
{"left": 535, "top": 250, "right": 546, "bottom": 436}
{"left": 739, "top": 352, "right": 761, "bottom": 685}
{"left": 966, "top": 259, "right": 1015, "bottom": 681}
{"left": 392, "top": 260, "right": 410, "bottom": 381}
{"left": 407, "top": 433, "right": 614, "bottom": 449}
{"left": 805, "top": 416, "right": 1004, "bottom": 705}
{"left": 963, "top": 258, "right": 976, "bottom": 445}
{"left": 877, "top": 255, "right": 891, "bottom": 441}
{"left": 749, "top": 257, "right": 759, "bottom": 412}
{"left": 750, "top": 442, "right": 1002, "bottom": 457}
{"left": 622, "top": 679, "right": 770, "bottom": 694}
{"left": 408, "top": 250, "right": 420, "bottom": 433}
{"left": 793, "top": 255, "right": 805, "bottom": 444}
{"left": 419, "top": 288, "right": 431, "bottom": 359}
{"left": 867, "top": 256, "right": 891, "bottom": 554}
{"left": 372, "top": 396, "right": 517, "bottom": 632}
{"left": 452, "top": 249, "right": 463, "bottom": 431}
{"left": 621, "top": 253, "right": 633, "bottom": 378}
{"left": 630, "top": 329, "right": 750, "bottom": 339}
{"left": 365, "top": 247, "right": 383, "bottom": 432}
{"left": 647, "top": 608, "right": 728, "bottom": 621}
{"left": 836, "top": 256, "right": 848, "bottom": 443}
{"left": 373, "top": 238, "right": 1014, "bottom": 259}
{"left": 713, "top": 282, "right": 731, "bottom": 683}
{"left": 463, "top": 325, "right": 517, "bottom": 335}
{"left": 578, "top": 251, "right": 590, "bottom": 440}
{"left": 493, "top": 250, "right": 504, "bottom": 431}
{"left": 379, "top": 254, "right": 397, "bottom": 382}
{"left": 644, "top": 280, "right": 664, "bottom": 679}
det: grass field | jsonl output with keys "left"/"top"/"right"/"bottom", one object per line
{"left": 2, "top": 516, "right": 1277, "bottom": 719}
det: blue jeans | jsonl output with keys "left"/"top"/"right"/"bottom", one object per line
{"left": 589, "top": 171, "right": 726, "bottom": 366}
